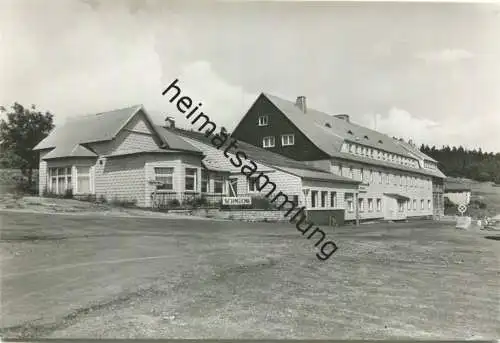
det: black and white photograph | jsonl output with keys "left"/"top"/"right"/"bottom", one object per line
{"left": 0, "top": 0, "right": 499, "bottom": 340}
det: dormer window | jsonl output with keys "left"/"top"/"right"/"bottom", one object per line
{"left": 364, "top": 135, "right": 369, "bottom": 140}
{"left": 378, "top": 139, "right": 383, "bottom": 144}
{"left": 325, "top": 123, "right": 331, "bottom": 128}
{"left": 258, "top": 115, "right": 269, "bottom": 126}
{"left": 347, "top": 130, "right": 353, "bottom": 135}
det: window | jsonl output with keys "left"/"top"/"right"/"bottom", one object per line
{"left": 378, "top": 171, "right": 382, "bottom": 184}
{"left": 358, "top": 198, "right": 364, "bottom": 212}
{"left": 339, "top": 164, "right": 343, "bottom": 176}
{"left": 356, "top": 146, "right": 362, "bottom": 154}
{"left": 201, "top": 170, "right": 209, "bottom": 193}
{"left": 368, "top": 198, "right": 373, "bottom": 212}
{"left": 293, "top": 195, "right": 299, "bottom": 205}
{"left": 258, "top": 115, "right": 268, "bottom": 126}
{"left": 369, "top": 170, "right": 373, "bottom": 183}
{"left": 399, "top": 201, "right": 405, "bottom": 212}
{"left": 248, "top": 177, "right": 259, "bottom": 192}
{"left": 330, "top": 192, "right": 337, "bottom": 208}
{"left": 281, "top": 134, "right": 295, "bottom": 146}
{"left": 370, "top": 149, "right": 374, "bottom": 158}
{"left": 214, "top": 175, "right": 224, "bottom": 194}
{"left": 376, "top": 198, "right": 382, "bottom": 211}
{"left": 154, "top": 167, "right": 174, "bottom": 190}
{"left": 262, "top": 136, "right": 275, "bottom": 148}
{"left": 421, "top": 199, "right": 424, "bottom": 210}
{"left": 76, "top": 166, "right": 91, "bottom": 193}
{"left": 311, "top": 191, "right": 318, "bottom": 208}
{"left": 49, "top": 167, "right": 72, "bottom": 194}
{"left": 185, "top": 168, "right": 197, "bottom": 191}
{"left": 386, "top": 173, "right": 390, "bottom": 184}
{"left": 360, "top": 168, "right": 364, "bottom": 182}
{"left": 407, "top": 200, "right": 411, "bottom": 210}
{"left": 400, "top": 175, "right": 403, "bottom": 186}
{"left": 428, "top": 200, "right": 431, "bottom": 210}
{"left": 321, "top": 191, "right": 328, "bottom": 208}
{"left": 394, "top": 174, "right": 398, "bottom": 185}
{"left": 413, "top": 199, "right": 417, "bottom": 210}
{"left": 349, "top": 144, "right": 355, "bottom": 153}
{"left": 345, "top": 193, "right": 354, "bottom": 212}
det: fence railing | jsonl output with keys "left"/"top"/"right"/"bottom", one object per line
{"left": 151, "top": 192, "right": 224, "bottom": 210}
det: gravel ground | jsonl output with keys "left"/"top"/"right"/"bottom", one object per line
{"left": 1, "top": 211, "right": 499, "bottom": 339}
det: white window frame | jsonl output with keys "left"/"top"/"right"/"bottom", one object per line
{"left": 262, "top": 136, "right": 275, "bottom": 148}
{"left": 428, "top": 199, "right": 431, "bottom": 210}
{"left": 421, "top": 199, "right": 424, "bottom": 210}
{"left": 330, "top": 191, "right": 337, "bottom": 208}
{"left": 185, "top": 168, "right": 197, "bottom": 192}
{"left": 201, "top": 170, "right": 209, "bottom": 193}
{"left": 413, "top": 199, "right": 417, "bottom": 210}
{"left": 49, "top": 167, "right": 72, "bottom": 194}
{"left": 321, "top": 191, "right": 328, "bottom": 208}
{"left": 248, "top": 176, "right": 260, "bottom": 193}
{"left": 213, "top": 175, "right": 225, "bottom": 194}
{"left": 376, "top": 198, "right": 382, "bottom": 211}
{"left": 368, "top": 198, "right": 373, "bottom": 212}
{"left": 358, "top": 198, "right": 364, "bottom": 212}
{"left": 281, "top": 134, "right": 295, "bottom": 146}
{"left": 154, "top": 167, "right": 174, "bottom": 191}
{"left": 258, "top": 115, "right": 269, "bottom": 126}
{"left": 76, "top": 166, "right": 91, "bottom": 194}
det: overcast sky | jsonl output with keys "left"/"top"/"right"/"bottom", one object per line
{"left": 1, "top": 0, "right": 499, "bottom": 152}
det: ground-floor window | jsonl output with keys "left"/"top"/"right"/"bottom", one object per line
{"left": 185, "top": 168, "right": 197, "bottom": 191}
{"left": 76, "top": 166, "right": 91, "bottom": 193}
{"left": 358, "top": 198, "right": 364, "bottom": 212}
{"left": 413, "top": 199, "right": 417, "bottom": 210}
{"left": 407, "top": 200, "right": 411, "bottom": 210}
{"left": 330, "top": 191, "right": 337, "bottom": 208}
{"left": 201, "top": 170, "right": 209, "bottom": 192}
{"left": 321, "top": 191, "right": 328, "bottom": 207}
{"left": 368, "top": 198, "right": 373, "bottom": 212}
{"left": 428, "top": 199, "right": 431, "bottom": 210}
{"left": 311, "top": 191, "right": 318, "bottom": 208}
{"left": 154, "top": 167, "right": 174, "bottom": 190}
{"left": 248, "top": 176, "right": 259, "bottom": 192}
{"left": 345, "top": 193, "right": 354, "bottom": 212}
{"left": 421, "top": 199, "right": 424, "bottom": 210}
{"left": 48, "top": 167, "right": 72, "bottom": 194}
{"left": 398, "top": 200, "right": 405, "bottom": 212}
{"left": 376, "top": 198, "right": 382, "bottom": 211}
{"left": 292, "top": 195, "right": 299, "bottom": 206}
{"left": 214, "top": 175, "right": 224, "bottom": 194}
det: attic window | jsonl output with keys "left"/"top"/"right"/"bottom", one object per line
{"left": 364, "top": 135, "right": 369, "bottom": 140}
{"left": 347, "top": 130, "right": 353, "bottom": 135}
{"left": 378, "top": 139, "right": 383, "bottom": 144}
{"left": 325, "top": 123, "right": 331, "bottom": 128}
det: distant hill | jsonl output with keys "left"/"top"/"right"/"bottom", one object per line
{"left": 419, "top": 145, "right": 500, "bottom": 184}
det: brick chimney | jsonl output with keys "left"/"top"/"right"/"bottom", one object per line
{"left": 295, "top": 96, "right": 307, "bottom": 113}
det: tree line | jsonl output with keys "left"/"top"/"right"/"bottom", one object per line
{"left": 419, "top": 144, "right": 500, "bottom": 184}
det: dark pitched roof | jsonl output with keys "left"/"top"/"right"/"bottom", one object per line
{"left": 154, "top": 126, "right": 202, "bottom": 154}
{"left": 260, "top": 93, "right": 445, "bottom": 179}
{"left": 168, "top": 127, "right": 359, "bottom": 184}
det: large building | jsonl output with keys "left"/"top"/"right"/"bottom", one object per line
{"left": 231, "top": 93, "right": 447, "bottom": 221}
{"left": 33, "top": 104, "right": 360, "bottom": 224}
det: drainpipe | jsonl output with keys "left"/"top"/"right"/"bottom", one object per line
{"left": 355, "top": 192, "right": 360, "bottom": 226}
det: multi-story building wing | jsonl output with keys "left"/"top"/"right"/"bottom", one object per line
{"left": 231, "top": 93, "right": 446, "bottom": 221}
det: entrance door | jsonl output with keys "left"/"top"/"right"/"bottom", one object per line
{"left": 228, "top": 178, "right": 238, "bottom": 197}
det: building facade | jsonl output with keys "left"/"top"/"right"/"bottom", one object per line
{"left": 231, "top": 93, "right": 447, "bottom": 221}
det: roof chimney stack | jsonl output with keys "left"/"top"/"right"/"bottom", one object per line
{"left": 295, "top": 96, "right": 307, "bottom": 113}
{"left": 334, "top": 114, "right": 350, "bottom": 123}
